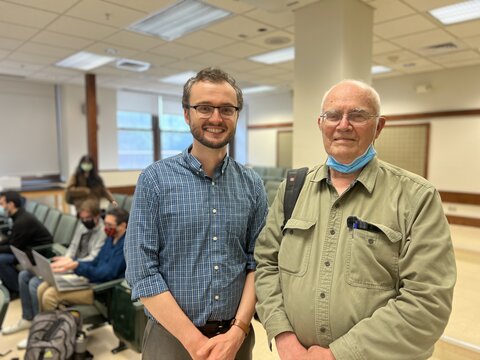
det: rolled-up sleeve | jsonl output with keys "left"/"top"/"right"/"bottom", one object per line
{"left": 124, "top": 169, "right": 168, "bottom": 300}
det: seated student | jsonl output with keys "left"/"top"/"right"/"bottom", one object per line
{"left": 0, "top": 191, "right": 52, "bottom": 299}
{"left": 1, "top": 198, "right": 106, "bottom": 337}
{"left": 38, "top": 207, "right": 128, "bottom": 311}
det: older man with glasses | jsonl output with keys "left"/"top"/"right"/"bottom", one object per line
{"left": 125, "top": 67, "right": 268, "bottom": 360}
{"left": 254, "top": 79, "right": 456, "bottom": 360}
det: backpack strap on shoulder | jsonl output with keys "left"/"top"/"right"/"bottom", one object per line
{"left": 282, "top": 167, "right": 308, "bottom": 230}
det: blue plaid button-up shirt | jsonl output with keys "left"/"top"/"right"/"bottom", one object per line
{"left": 125, "top": 147, "right": 268, "bottom": 326}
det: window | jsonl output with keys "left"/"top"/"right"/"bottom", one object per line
{"left": 159, "top": 113, "right": 192, "bottom": 159}
{"left": 117, "top": 111, "right": 154, "bottom": 170}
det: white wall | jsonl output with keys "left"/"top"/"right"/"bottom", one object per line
{"left": 0, "top": 79, "right": 58, "bottom": 176}
{"left": 246, "top": 91, "right": 293, "bottom": 166}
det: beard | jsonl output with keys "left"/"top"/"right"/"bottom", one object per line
{"left": 189, "top": 121, "right": 236, "bottom": 149}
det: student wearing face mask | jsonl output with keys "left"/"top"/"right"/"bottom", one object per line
{"left": 1, "top": 199, "right": 106, "bottom": 343}
{"left": 65, "top": 154, "right": 117, "bottom": 211}
{"left": 38, "top": 207, "right": 128, "bottom": 311}
{"left": 0, "top": 191, "right": 52, "bottom": 299}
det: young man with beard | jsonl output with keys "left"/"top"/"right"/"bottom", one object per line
{"left": 125, "top": 68, "right": 268, "bottom": 360}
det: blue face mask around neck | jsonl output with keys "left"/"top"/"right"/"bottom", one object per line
{"left": 326, "top": 144, "right": 376, "bottom": 174}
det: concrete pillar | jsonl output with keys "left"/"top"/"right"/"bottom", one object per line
{"left": 292, "top": 0, "right": 374, "bottom": 167}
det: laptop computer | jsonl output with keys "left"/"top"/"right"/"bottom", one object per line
{"left": 32, "top": 250, "right": 90, "bottom": 292}
{"left": 10, "top": 246, "right": 37, "bottom": 274}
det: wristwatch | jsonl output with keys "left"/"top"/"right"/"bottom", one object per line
{"left": 230, "top": 318, "right": 250, "bottom": 336}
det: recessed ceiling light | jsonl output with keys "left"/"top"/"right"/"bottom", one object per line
{"left": 429, "top": 0, "right": 480, "bottom": 25}
{"left": 243, "top": 85, "right": 276, "bottom": 94}
{"left": 249, "top": 47, "right": 294, "bottom": 64}
{"left": 372, "top": 65, "right": 392, "bottom": 74}
{"left": 56, "top": 51, "right": 115, "bottom": 71}
{"left": 129, "top": 0, "right": 231, "bottom": 41}
{"left": 159, "top": 71, "right": 197, "bottom": 85}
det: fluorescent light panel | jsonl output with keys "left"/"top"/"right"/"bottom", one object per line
{"left": 56, "top": 51, "right": 115, "bottom": 71}
{"left": 372, "top": 65, "right": 392, "bottom": 74}
{"left": 249, "top": 47, "right": 294, "bottom": 64}
{"left": 429, "top": 0, "right": 480, "bottom": 25}
{"left": 129, "top": 0, "right": 231, "bottom": 41}
{"left": 243, "top": 85, "right": 276, "bottom": 94}
{"left": 159, "top": 71, "right": 197, "bottom": 85}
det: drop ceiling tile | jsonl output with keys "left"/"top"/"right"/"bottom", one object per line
{"left": 214, "top": 42, "right": 266, "bottom": 57}
{"left": 391, "top": 29, "right": 457, "bottom": 50}
{"left": 243, "top": 8, "right": 294, "bottom": 28}
{"left": 105, "top": 30, "right": 164, "bottom": 51}
{"left": 84, "top": 42, "right": 139, "bottom": 58}
{"left": 0, "top": 59, "right": 45, "bottom": 73}
{"left": 246, "top": 30, "right": 293, "bottom": 49}
{"left": 443, "top": 58, "right": 480, "bottom": 68}
{"left": 0, "top": 23, "right": 38, "bottom": 41}
{"left": 6, "top": 0, "right": 79, "bottom": 13}
{"left": 276, "top": 60, "right": 294, "bottom": 71}
{"left": 132, "top": 52, "right": 177, "bottom": 67}
{"left": 8, "top": 51, "right": 58, "bottom": 65}
{"left": 374, "top": 14, "right": 436, "bottom": 39}
{"left": 206, "top": 15, "right": 274, "bottom": 40}
{"left": 431, "top": 50, "right": 480, "bottom": 64}
{"left": 389, "top": 58, "right": 442, "bottom": 73}
{"left": 0, "top": 49, "right": 9, "bottom": 59}
{"left": 0, "top": 37, "right": 23, "bottom": 50}
{"left": 373, "top": 40, "right": 400, "bottom": 55}
{"left": 47, "top": 16, "right": 118, "bottom": 40}
{"left": 463, "top": 35, "right": 480, "bottom": 48}
{"left": 65, "top": 0, "right": 146, "bottom": 27}
{"left": 249, "top": 66, "right": 290, "bottom": 77}
{"left": 0, "top": 2, "right": 58, "bottom": 29}
{"left": 30, "top": 31, "right": 93, "bottom": 50}
{"left": 373, "top": 50, "right": 419, "bottom": 65}
{"left": 221, "top": 59, "right": 264, "bottom": 72}
{"left": 186, "top": 52, "right": 236, "bottom": 66}
{"left": 446, "top": 20, "right": 480, "bottom": 38}
{"left": 17, "top": 42, "right": 73, "bottom": 57}
{"left": 274, "top": 71, "right": 294, "bottom": 81}
{"left": 402, "top": 0, "right": 460, "bottom": 12}
{"left": 163, "top": 60, "right": 204, "bottom": 72}
{"left": 176, "top": 31, "right": 236, "bottom": 51}
{"left": 102, "top": 0, "right": 176, "bottom": 13}
{"left": 368, "top": 0, "right": 415, "bottom": 23}
{"left": 285, "top": 26, "right": 294, "bottom": 34}
{"left": 203, "top": 0, "right": 255, "bottom": 14}
{"left": 150, "top": 43, "right": 203, "bottom": 59}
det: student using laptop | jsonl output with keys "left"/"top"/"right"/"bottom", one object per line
{"left": 1, "top": 199, "right": 105, "bottom": 340}
{"left": 38, "top": 207, "right": 128, "bottom": 311}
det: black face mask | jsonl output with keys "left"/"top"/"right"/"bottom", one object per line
{"left": 81, "top": 219, "right": 96, "bottom": 230}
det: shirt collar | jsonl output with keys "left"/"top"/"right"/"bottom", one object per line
{"left": 182, "top": 145, "right": 230, "bottom": 178}
{"left": 311, "top": 157, "right": 379, "bottom": 194}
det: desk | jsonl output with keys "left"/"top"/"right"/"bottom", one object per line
{"left": 21, "top": 185, "right": 69, "bottom": 213}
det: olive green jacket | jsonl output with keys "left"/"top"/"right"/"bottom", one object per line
{"left": 255, "top": 158, "right": 456, "bottom": 360}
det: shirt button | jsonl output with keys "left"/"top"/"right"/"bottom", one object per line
{"left": 368, "top": 238, "right": 374, "bottom": 245}
{"left": 289, "top": 229, "right": 293, "bottom": 234}
{"left": 330, "top": 229, "right": 335, "bottom": 235}
{"left": 212, "top": 209, "right": 217, "bottom": 214}
{"left": 325, "top": 261, "right": 330, "bottom": 267}
{"left": 320, "top": 327, "right": 326, "bottom": 333}
{"left": 212, "top": 181, "right": 215, "bottom": 185}
{"left": 214, "top": 265, "right": 219, "bottom": 270}
{"left": 320, "top": 292, "right": 326, "bottom": 298}
{"left": 214, "top": 295, "right": 219, "bottom": 300}
{"left": 213, "top": 236, "right": 218, "bottom": 241}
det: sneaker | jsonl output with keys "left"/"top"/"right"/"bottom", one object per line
{"left": 17, "top": 338, "right": 28, "bottom": 350}
{"left": 1, "top": 318, "right": 32, "bottom": 335}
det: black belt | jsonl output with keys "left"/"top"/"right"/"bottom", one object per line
{"left": 197, "top": 319, "right": 233, "bottom": 338}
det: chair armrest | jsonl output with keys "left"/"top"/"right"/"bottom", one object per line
{"left": 91, "top": 278, "right": 125, "bottom": 293}
{"left": 32, "top": 243, "right": 67, "bottom": 258}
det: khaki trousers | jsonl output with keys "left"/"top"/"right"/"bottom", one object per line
{"left": 37, "top": 281, "right": 94, "bottom": 311}
{"left": 142, "top": 319, "right": 255, "bottom": 360}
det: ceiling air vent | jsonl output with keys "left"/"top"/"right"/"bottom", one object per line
{"left": 420, "top": 41, "right": 459, "bottom": 55}
{"left": 116, "top": 59, "right": 151, "bottom": 72}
